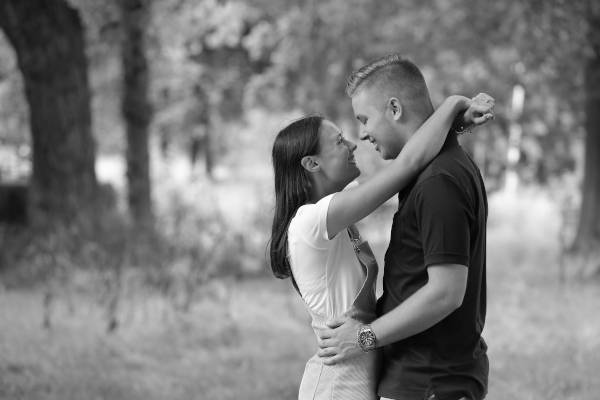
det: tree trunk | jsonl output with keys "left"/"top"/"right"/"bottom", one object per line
{"left": 574, "top": 9, "right": 600, "bottom": 253}
{"left": 192, "top": 84, "right": 214, "bottom": 178}
{"left": 0, "top": 0, "right": 98, "bottom": 225}
{"left": 121, "top": 0, "right": 153, "bottom": 226}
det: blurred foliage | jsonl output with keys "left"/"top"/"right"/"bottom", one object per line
{"left": 0, "top": 175, "right": 269, "bottom": 333}
{"left": 0, "top": 3, "right": 597, "bottom": 398}
{"left": 0, "top": 0, "right": 596, "bottom": 281}
{"left": 0, "top": 0, "right": 590, "bottom": 181}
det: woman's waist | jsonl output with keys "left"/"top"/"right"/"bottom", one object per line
{"left": 307, "top": 349, "right": 381, "bottom": 371}
{"left": 310, "top": 306, "right": 377, "bottom": 328}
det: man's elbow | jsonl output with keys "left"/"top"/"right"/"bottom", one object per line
{"left": 427, "top": 265, "right": 468, "bottom": 313}
{"left": 448, "top": 292, "right": 464, "bottom": 310}
{"left": 438, "top": 289, "right": 465, "bottom": 313}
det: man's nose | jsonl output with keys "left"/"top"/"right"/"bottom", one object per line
{"left": 358, "top": 130, "right": 369, "bottom": 141}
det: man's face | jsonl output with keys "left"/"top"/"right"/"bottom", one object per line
{"left": 351, "top": 87, "right": 408, "bottom": 160}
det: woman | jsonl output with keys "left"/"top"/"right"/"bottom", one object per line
{"left": 269, "top": 94, "right": 493, "bottom": 400}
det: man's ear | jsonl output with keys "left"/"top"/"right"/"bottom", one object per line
{"left": 387, "top": 97, "right": 403, "bottom": 121}
{"left": 300, "top": 155, "right": 320, "bottom": 172}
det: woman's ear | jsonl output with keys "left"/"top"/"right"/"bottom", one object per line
{"left": 300, "top": 155, "right": 320, "bottom": 173}
{"left": 387, "top": 97, "right": 403, "bottom": 121}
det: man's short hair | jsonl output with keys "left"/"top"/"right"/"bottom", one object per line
{"left": 346, "top": 54, "right": 432, "bottom": 115}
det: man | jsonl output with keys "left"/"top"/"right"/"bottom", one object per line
{"left": 316, "top": 54, "right": 491, "bottom": 400}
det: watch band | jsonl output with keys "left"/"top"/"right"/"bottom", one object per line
{"left": 357, "top": 324, "right": 377, "bottom": 352}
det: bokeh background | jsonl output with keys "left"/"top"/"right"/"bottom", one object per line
{"left": 0, "top": 0, "right": 599, "bottom": 399}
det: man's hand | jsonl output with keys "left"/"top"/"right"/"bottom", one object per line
{"left": 316, "top": 316, "right": 363, "bottom": 365}
{"left": 464, "top": 92, "right": 495, "bottom": 127}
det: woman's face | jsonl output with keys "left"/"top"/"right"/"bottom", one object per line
{"left": 315, "top": 120, "right": 360, "bottom": 189}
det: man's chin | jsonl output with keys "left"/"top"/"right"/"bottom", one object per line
{"left": 380, "top": 150, "right": 393, "bottom": 160}
{"left": 381, "top": 148, "right": 401, "bottom": 160}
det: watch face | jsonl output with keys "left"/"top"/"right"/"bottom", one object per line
{"left": 359, "top": 327, "right": 376, "bottom": 351}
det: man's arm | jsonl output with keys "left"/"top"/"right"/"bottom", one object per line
{"left": 317, "top": 174, "right": 473, "bottom": 365}
{"left": 370, "top": 264, "right": 467, "bottom": 347}
{"left": 316, "top": 264, "right": 467, "bottom": 365}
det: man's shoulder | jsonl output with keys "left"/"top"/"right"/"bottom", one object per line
{"left": 409, "top": 146, "right": 486, "bottom": 203}
{"left": 415, "top": 147, "right": 468, "bottom": 184}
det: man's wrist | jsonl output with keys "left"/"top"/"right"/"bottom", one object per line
{"left": 357, "top": 324, "right": 378, "bottom": 352}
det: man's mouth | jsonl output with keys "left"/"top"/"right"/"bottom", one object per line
{"left": 368, "top": 137, "right": 378, "bottom": 151}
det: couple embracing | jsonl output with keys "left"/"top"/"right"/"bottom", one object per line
{"left": 269, "top": 54, "right": 494, "bottom": 400}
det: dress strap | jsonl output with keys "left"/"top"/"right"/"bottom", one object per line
{"left": 346, "top": 225, "right": 379, "bottom": 320}
{"left": 347, "top": 224, "right": 371, "bottom": 274}
{"left": 347, "top": 224, "right": 362, "bottom": 251}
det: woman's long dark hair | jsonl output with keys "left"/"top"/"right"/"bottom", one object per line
{"left": 269, "top": 116, "right": 323, "bottom": 283}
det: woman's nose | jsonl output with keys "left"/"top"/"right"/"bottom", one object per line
{"left": 345, "top": 139, "right": 357, "bottom": 152}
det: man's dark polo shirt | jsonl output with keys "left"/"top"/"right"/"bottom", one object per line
{"left": 377, "top": 132, "right": 489, "bottom": 400}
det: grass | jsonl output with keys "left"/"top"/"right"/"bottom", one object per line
{"left": 0, "top": 278, "right": 313, "bottom": 400}
{"left": 1, "top": 186, "right": 599, "bottom": 399}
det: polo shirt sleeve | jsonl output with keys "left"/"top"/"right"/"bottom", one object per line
{"left": 414, "top": 174, "right": 471, "bottom": 267}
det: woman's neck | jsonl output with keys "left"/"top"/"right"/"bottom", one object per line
{"left": 310, "top": 178, "right": 339, "bottom": 204}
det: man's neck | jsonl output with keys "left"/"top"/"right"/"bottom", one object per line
{"left": 408, "top": 106, "right": 434, "bottom": 136}
{"left": 406, "top": 118, "right": 426, "bottom": 138}
{"left": 442, "top": 129, "right": 459, "bottom": 150}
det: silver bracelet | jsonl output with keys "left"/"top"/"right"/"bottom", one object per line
{"left": 455, "top": 123, "right": 472, "bottom": 135}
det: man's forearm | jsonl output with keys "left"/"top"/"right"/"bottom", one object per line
{"left": 370, "top": 283, "right": 459, "bottom": 348}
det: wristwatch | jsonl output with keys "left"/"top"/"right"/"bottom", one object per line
{"left": 357, "top": 324, "right": 377, "bottom": 352}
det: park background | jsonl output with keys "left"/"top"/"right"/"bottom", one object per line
{"left": 0, "top": 0, "right": 599, "bottom": 399}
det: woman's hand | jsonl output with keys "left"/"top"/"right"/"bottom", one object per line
{"left": 464, "top": 92, "right": 495, "bottom": 127}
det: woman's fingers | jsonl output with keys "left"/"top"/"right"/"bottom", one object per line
{"left": 470, "top": 102, "right": 494, "bottom": 114}
{"left": 472, "top": 92, "right": 495, "bottom": 106}
{"left": 471, "top": 95, "right": 495, "bottom": 115}
{"left": 472, "top": 113, "right": 494, "bottom": 125}
{"left": 466, "top": 100, "right": 495, "bottom": 125}
{"left": 461, "top": 92, "right": 495, "bottom": 128}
